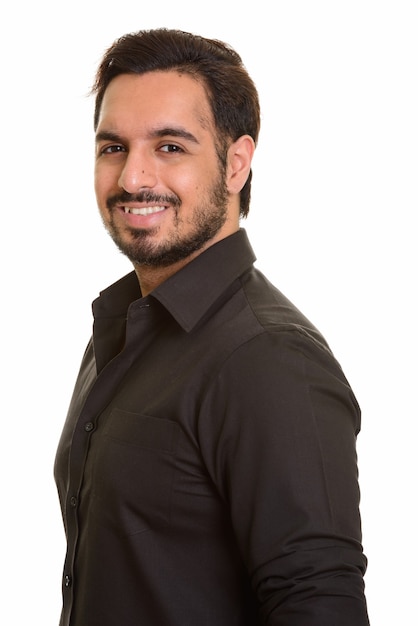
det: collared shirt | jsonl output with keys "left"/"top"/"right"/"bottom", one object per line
{"left": 55, "top": 229, "right": 369, "bottom": 625}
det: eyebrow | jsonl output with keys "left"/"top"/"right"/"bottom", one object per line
{"left": 95, "top": 127, "right": 200, "bottom": 144}
{"left": 95, "top": 130, "right": 122, "bottom": 144}
{"left": 151, "top": 127, "right": 199, "bottom": 144}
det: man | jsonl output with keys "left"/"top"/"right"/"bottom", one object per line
{"left": 55, "top": 28, "right": 369, "bottom": 625}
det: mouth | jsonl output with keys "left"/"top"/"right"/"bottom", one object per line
{"left": 123, "top": 206, "right": 166, "bottom": 216}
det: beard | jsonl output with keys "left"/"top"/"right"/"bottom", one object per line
{"left": 102, "top": 170, "right": 230, "bottom": 268}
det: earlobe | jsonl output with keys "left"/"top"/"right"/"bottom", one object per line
{"left": 226, "top": 135, "right": 256, "bottom": 194}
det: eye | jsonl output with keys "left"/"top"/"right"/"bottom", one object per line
{"left": 159, "top": 143, "right": 183, "bottom": 154}
{"left": 100, "top": 144, "right": 126, "bottom": 155}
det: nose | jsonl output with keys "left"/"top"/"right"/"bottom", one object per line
{"left": 118, "top": 150, "right": 157, "bottom": 192}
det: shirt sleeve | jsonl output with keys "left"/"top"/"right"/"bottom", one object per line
{"left": 198, "top": 329, "right": 369, "bottom": 625}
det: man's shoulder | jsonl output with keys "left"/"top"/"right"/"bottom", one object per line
{"left": 240, "top": 267, "right": 327, "bottom": 345}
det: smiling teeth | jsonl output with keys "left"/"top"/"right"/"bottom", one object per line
{"left": 124, "top": 206, "right": 165, "bottom": 216}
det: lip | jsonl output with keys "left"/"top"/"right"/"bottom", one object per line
{"left": 116, "top": 204, "right": 170, "bottom": 227}
{"left": 122, "top": 205, "right": 166, "bottom": 216}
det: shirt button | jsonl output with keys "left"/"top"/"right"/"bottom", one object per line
{"left": 64, "top": 574, "right": 72, "bottom": 587}
{"left": 84, "top": 421, "right": 94, "bottom": 432}
{"left": 70, "top": 496, "right": 77, "bottom": 507}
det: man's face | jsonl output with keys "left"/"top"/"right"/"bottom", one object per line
{"left": 94, "top": 71, "right": 239, "bottom": 268}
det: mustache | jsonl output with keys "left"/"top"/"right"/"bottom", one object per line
{"left": 106, "top": 190, "right": 181, "bottom": 210}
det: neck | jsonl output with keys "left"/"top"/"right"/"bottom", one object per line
{"left": 133, "top": 250, "right": 203, "bottom": 297}
{"left": 134, "top": 221, "right": 241, "bottom": 296}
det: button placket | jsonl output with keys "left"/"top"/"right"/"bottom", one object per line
{"left": 64, "top": 574, "right": 72, "bottom": 588}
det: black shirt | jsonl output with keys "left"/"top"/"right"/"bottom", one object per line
{"left": 55, "top": 229, "right": 369, "bottom": 625}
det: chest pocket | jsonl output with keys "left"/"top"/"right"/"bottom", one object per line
{"left": 91, "top": 409, "right": 180, "bottom": 535}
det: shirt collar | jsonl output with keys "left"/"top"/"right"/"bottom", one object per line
{"left": 152, "top": 229, "right": 256, "bottom": 331}
{"left": 93, "top": 228, "right": 256, "bottom": 332}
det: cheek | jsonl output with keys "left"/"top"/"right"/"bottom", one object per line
{"left": 94, "top": 164, "right": 114, "bottom": 202}
{"left": 171, "top": 162, "right": 218, "bottom": 198}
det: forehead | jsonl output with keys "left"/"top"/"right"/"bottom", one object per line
{"left": 97, "top": 71, "right": 214, "bottom": 133}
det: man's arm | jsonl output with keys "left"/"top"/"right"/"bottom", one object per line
{"left": 199, "top": 329, "right": 369, "bottom": 625}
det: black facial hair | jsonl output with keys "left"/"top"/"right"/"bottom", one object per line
{"left": 102, "top": 168, "right": 229, "bottom": 268}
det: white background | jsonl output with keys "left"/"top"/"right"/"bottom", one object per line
{"left": 1, "top": 1, "right": 416, "bottom": 624}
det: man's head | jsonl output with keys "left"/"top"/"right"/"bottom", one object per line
{"left": 92, "top": 28, "right": 260, "bottom": 218}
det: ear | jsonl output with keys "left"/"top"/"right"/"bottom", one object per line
{"left": 226, "top": 135, "right": 256, "bottom": 194}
